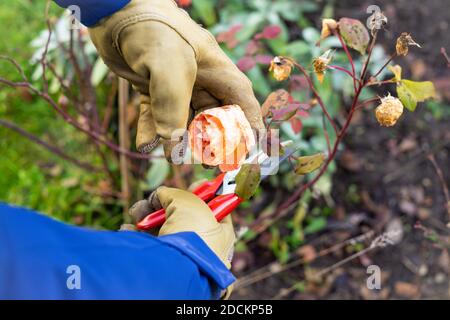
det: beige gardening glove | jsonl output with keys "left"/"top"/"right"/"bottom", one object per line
{"left": 128, "top": 187, "right": 236, "bottom": 298}
{"left": 88, "top": 0, "right": 264, "bottom": 161}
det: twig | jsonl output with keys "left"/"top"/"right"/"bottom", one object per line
{"left": 272, "top": 231, "right": 399, "bottom": 299}
{"left": 41, "top": 1, "right": 53, "bottom": 94}
{"left": 372, "top": 52, "right": 397, "bottom": 80}
{"left": 0, "top": 55, "right": 28, "bottom": 81}
{"left": 354, "top": 96, "right": 379, "bottom": 111}
{"left": 118, "top": 78, "right": 132, "bottom": 220}
{"left": 427, "top": 153, "right": 450, "bottom": 218}
{"left": 0, "top": 75, "right": 157, "bottom": 160}
{"left": 441, "top": 47, "right": 450, "bottom": 68}
{"left": 322, "top": 113, "right": 331, "bottom": 155}
{"left": 0, "top": 118, "right": 101, "bottom": 172}
{"left": 360, "top": 30, "right": 378, "bottom": 82}
{"left": 334, "top": 30, "right": 357, "bottom": 92}
{"left": 235, "top": 231, "right": 375, "bottom": 290}
{"left": 328, "top": 65, "right": 361, "bottom": 84}
{"left": 285, "top": 58, "right": 338, "bottom": 135}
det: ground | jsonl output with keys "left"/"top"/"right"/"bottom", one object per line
{"left": 233, "top": 0, "right": 450, "bottom": 300}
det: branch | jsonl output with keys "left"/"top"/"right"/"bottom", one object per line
{"left": 285, "top": 57, "right": 338, "bottom": 135}
{"left": 441, "top": 47, "right": 450, "bottom": 68}
{"left": 334, "top": 30, "right": 357, "bottom": 92}
{"left": 371, "top": 52, "right": 397, "bottom": 80}
{"left": 427, "top": 153, "right": 450, "bottom": 218}
{"left": 0, "top": 118, "right": 101, "bottom": 172}
{"left": 328, "top": 65, "right": 361, "bottom": 84}
{"left": 0, "top": 76, "right": 157, "bottom": 160}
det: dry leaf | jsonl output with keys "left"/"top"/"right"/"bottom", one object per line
{"left": 295, "top": 153, "right": 326, "bottom": 175}
{"left": 234, "top": 163, "right": 261, "bottom": 200}
{"left": 261, "top": 89, "right": 290, "bottom": 117}
{"left": 394, "top": 281, "right": 420, "bottom": 299}
{"left": 296, "top": 245, "right": 317, "bottom": 263}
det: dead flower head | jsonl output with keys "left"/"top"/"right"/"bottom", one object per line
{"left": 375, "top": 94, "right": 404, "bottom": 127}
{"left": 312, "top": 49, "right": 334, "bottom": 84}
{"left": 396, "top": 32, "right": 421, "bottom": 56}
{"left": 367, "top": 11, "right": 388, "bottom": 36}
{"left": 269, "top": 56, "right": 294, "bottom": 81}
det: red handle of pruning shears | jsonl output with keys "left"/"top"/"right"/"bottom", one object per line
{"left": 136, "top": 173, "right": 242, "bottom": 231}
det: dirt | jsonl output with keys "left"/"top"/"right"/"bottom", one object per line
{"left": 232, "top": 0, "right": 450, "bottom": 300}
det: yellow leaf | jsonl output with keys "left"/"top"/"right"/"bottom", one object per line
{"left": 295, "top": 153, "right": 326, "bottom": 175}
{"left": 388, "top": 65, "right": 402, "bottom": 82}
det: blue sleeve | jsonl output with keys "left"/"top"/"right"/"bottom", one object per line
{"left": 53, "top": 0, "right": 131, "bottom": 27}
{"left": 0, "top": 204, "right": 235, "bottom": 300}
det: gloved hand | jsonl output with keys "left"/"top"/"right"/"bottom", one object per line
{"left": 88, "top": 0, "right": 264, "bottom": 161}
{"left": 127, "top": 187, "right": 236, "bottom": 298}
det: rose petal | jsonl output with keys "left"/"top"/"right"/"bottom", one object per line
{"left": 188, "top": 105, "right": 254, "bottom": 171}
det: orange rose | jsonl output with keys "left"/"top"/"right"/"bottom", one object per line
{"left": 188, "top": 105, "right": 255, "bottom": 172}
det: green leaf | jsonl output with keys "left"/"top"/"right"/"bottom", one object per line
{"left": 397, "top": 79, "right": 437, "bottom": 111}
{"left": 295, "top": 153, "right": 326, "bottom": 175}
{"left": 338, "top": 18, "right": 370, "bottom": 55}
{"left": 192, "top": 0, "right": 217, "bottom": 27}
{"left": 235, "top": 163, "right": 261, "bottom": 200}
{"left": 304, "top": 217, "right": 327, "bottom": 234}
{"left": 146, "top": 159, "right": 170, "bottom": 190}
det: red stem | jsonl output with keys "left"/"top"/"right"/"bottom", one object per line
{"left": 286, "top": 58, "right": 338, "bottom": 136}
{"left": 328, "top": 65, "right": 361, "bottom": 84}
{"left": 334, "top": 30, "right": 357, "bottom": 92}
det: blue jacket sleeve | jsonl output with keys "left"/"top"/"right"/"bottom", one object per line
{"left": 0, "top": 204, "right": 235, "bottom": 300}
{"left": 53, "top": 0, "right": 131, "bottom": 27}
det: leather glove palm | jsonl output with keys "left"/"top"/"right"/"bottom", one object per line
{"left": 88, "top": 0, "right": 264, "bottom": 161}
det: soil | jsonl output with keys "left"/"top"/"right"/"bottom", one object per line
{"left": 233, "top": 0, "right": 450, "bottom": 300}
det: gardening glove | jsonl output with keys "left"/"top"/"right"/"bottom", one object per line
{"left": 88, "top": 0, "right": 264, "bottom": 161}
{"left": 129, "top": 187, "right": 235, "bottom": 298}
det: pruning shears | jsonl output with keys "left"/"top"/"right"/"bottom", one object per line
{"left": 136, "top": 144, "right": 295, "bottom": 231}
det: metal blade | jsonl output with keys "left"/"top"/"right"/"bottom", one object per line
{"left": 217, "top": 147, "right": 297, "bottom": 195}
